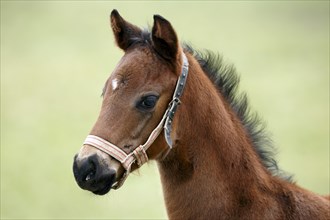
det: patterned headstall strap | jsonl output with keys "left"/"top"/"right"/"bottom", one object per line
{"left": 82, "top": 52, "right": 189, "bottom": 189}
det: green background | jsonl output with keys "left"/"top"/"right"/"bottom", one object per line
{"left": 1, "top": 1, "right": 329, "bottom": 219}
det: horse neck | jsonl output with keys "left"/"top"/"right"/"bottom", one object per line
{"left": 157, "top": 54, "right": 275, "bottom": 219}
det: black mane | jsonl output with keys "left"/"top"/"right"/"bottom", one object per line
{"left": 183, "top": 44, "right": 292, "bottom": 182}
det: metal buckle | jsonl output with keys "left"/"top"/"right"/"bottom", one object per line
{"left": 169, "top": 97, "right": 181, "bottom": 107}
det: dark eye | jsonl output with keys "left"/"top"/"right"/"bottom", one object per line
{"left": 137, "top": 95, "right": 159, "bottom": 111}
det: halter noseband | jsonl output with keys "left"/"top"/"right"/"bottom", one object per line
{"left": 83, "top": 52, "right": 189, "bottom": 189}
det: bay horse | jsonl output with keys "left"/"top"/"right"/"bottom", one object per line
{"left": 73, "top": 10, "right": 330, "bottom": 219}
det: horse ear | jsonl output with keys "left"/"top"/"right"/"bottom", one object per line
{"left": 110, "top": 9, "right": 142, "bottom": 51}
{"left": 152, "top": 15, "right": 179, "bottom": 61}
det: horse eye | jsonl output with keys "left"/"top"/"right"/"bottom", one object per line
{"left": 137, "top": 95, "right": 159, "bottom": 111}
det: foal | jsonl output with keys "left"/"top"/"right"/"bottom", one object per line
{"left": 73, "top": 10, "right": 330, "bottom": 219}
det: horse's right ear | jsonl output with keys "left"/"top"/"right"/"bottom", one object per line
{"left": 110, "top": 10, "right": 142, "bottom": 51}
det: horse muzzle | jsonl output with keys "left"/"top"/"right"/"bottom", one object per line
{"left": 73, "top": 145, "right": 124, "bottom": 195}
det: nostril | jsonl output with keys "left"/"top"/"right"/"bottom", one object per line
{"left": 85, "top": 166, "right": 95, "bottom": 182}
{"left": 84, "top": 158, "right": 97, "bottom": 182}
{"left": 85, "top": 172, "right": 95, "bottom": 181}
{"left": 73, "top": 154, "right": 100, "bottom": 186}
{"left": 85, "top": 173, "right": 93, "bottom": 181}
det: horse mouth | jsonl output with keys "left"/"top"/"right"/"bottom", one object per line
{"left": 91, "top": 170, "right": 117, "bottom": 195}
{"left": 92, "top": 180, "right": 113, "bottom": 195}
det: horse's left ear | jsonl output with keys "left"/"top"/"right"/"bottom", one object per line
{"left": 152, "top": 15, "right": 179, "bottom": 61}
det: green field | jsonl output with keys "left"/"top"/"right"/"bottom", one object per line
{"left": 1, "top": 1, "right": 329, "bottom": 219}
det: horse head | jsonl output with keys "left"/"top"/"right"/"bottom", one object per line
{"left": 73, "top": 10, "right": 186, "bottom": 195}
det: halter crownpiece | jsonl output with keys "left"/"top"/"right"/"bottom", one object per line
{"left": 83, "top": 52, "right": 189, "bottom": 189}
{"left": 164, "top": 53, "right": 189, "bottom": 148}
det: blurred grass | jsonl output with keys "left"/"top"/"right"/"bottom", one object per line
{"left": 1, "top": 1, "right": 329, "bottom": 219}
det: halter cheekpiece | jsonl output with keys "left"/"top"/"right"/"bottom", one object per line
{"left": 83, "top": 52, "right": 189, "bottom": 189}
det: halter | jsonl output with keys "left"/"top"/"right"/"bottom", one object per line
{"left": 83, "top": 52, "right": 189, "bottom": 189}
